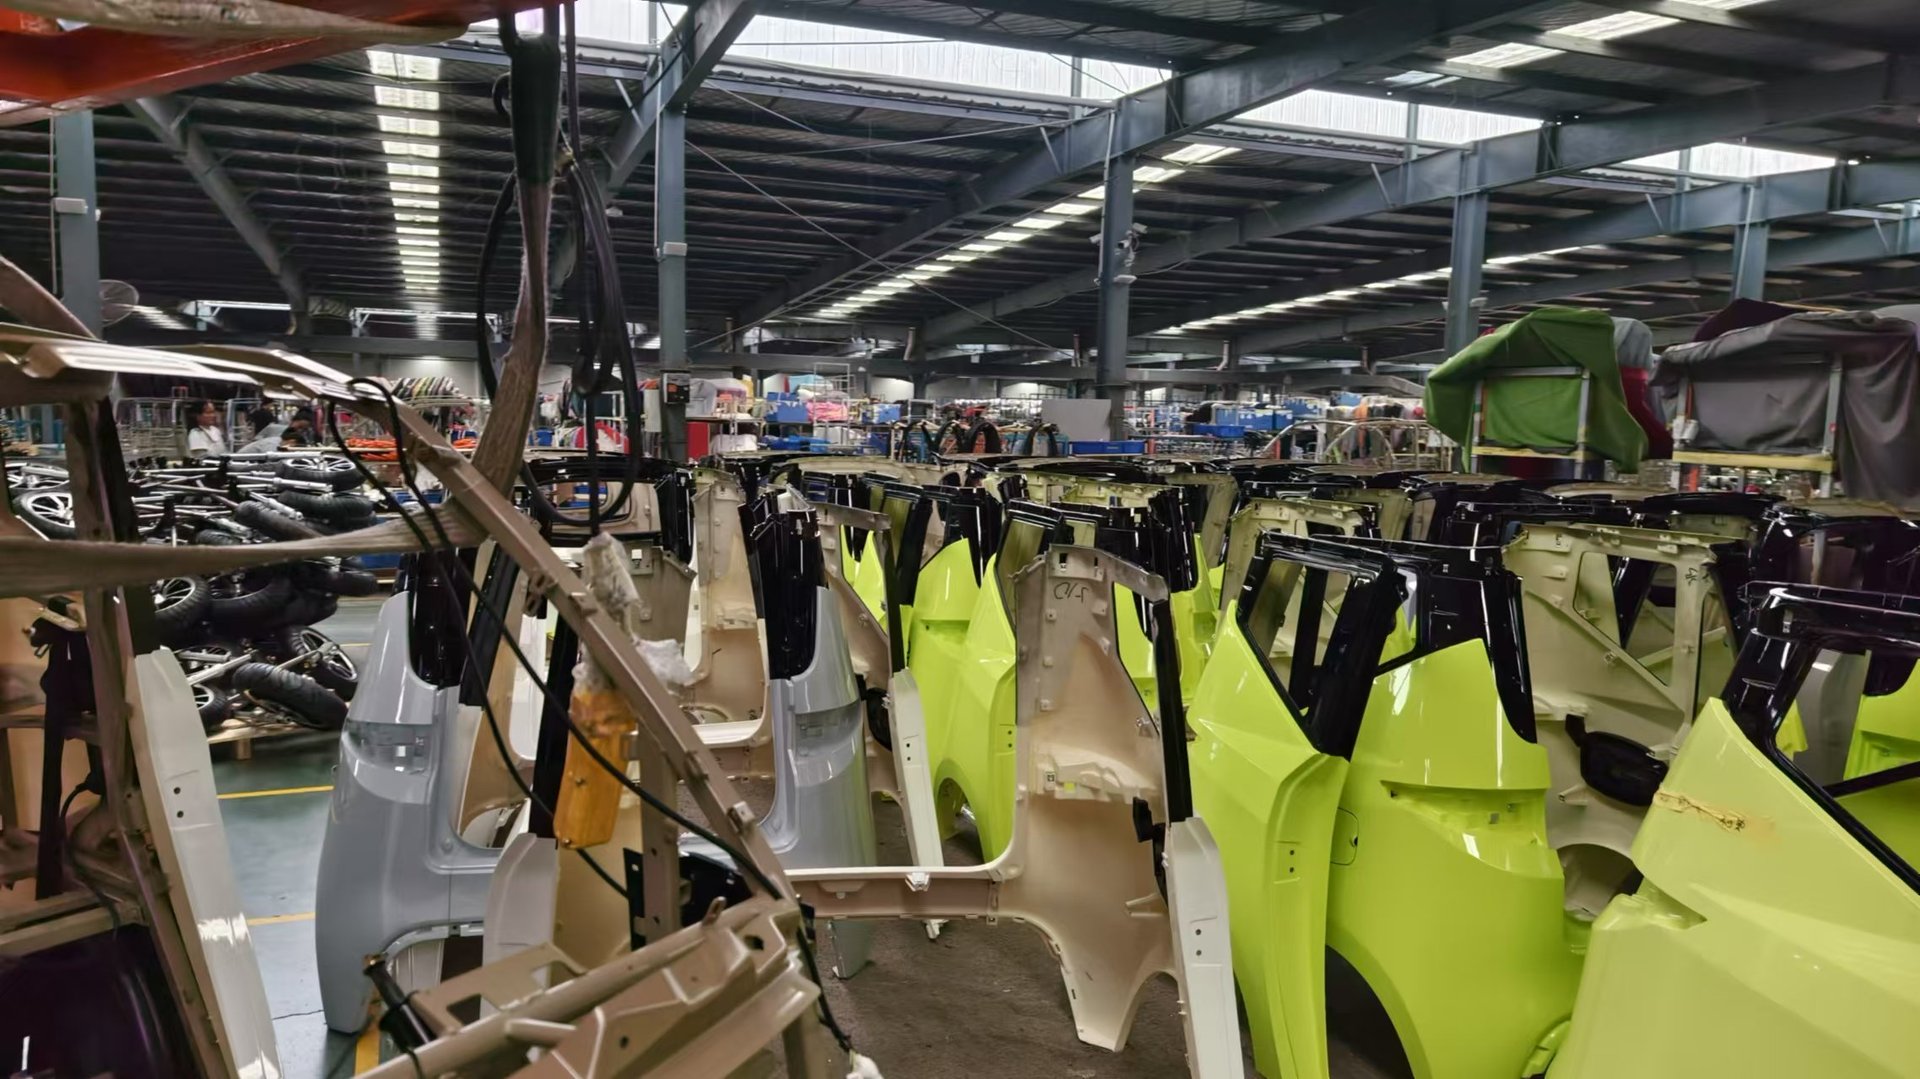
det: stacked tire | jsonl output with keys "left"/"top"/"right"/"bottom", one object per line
{"left": 155, "top": 465, "right": 380, "bottom": 733}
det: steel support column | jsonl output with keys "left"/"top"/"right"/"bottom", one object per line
{"left": 1730, "top": 182, "right": 1771, "bottom": 300}
{"left": 1444, "top": 191, "right": 1489, "bottom": 356}
{"left": 1096, "top": 155, "right": 1138, "bottom": 438}
{"left": 50, "top": 112, "right": 101, "bottom": 334}
{"left": 656, "top": 67, "right": 690, "bottom": 461}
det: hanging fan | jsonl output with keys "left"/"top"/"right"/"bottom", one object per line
{"left": 100, "top": 279, "right": 139, "bottom": 326}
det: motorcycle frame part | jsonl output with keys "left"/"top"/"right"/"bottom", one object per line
{"left": 360, "top": 896, "right": 838, "bottom": 1079}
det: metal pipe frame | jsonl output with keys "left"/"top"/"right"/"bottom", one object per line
{"left": 1142, "top": 159, "right": 1920, "bottom": 337}
{"left": 921, "top": 56, "right": 1920, "bottom": 342}
{"left": 1233, "top": 209, "right": 1920, "bottom": 355}
{"left": 123, "top": 95, "right": 312, "bottom": 332}
{"left": 731, "top": 0, "right": 1556, "bottom": 329}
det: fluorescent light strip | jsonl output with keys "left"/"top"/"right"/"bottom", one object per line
{"left": 382, "top": 139, "right": 440, "bottom": 159}
{"left": 374, "top": 85, "right": 440, "bottom": 111}
{"left": 389, "top": 180, "right": 440, "bottom": 195}
{"left": 1172, "top": 249, "right": 1586, "bottom": 331}
{"left": 393, "top": 212, "right": 439, "bottom": 224}
{"left": 1446, "top": 0, "right": 1766, "bottom": 70}
{"left": 387, "top": 161, "right": 440, "bottom": 179}
{"left": 368, "top": 50, "right": 440, "bottom": 81}
{"left": 806, "top": 149, "right": 1236, "bottom": 320}
{"left": 378, "top": 115, "right": 441, "bottom": 137}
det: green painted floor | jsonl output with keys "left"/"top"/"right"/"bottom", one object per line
{"left": 213, "top": 597, "right": 377, "bottom": 1079}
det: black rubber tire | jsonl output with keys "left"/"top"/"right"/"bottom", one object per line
{"left": 290, "top": 560, "right": 378, "bottom": 597}
{"left": 229, "top": 662, "right": 348, "bottom": 730}
{"left": 274, "top": 490, "right": 376, "bottom": 523}
{"left": 268, "top": 626, "right": 358, "bottom": 701}
{"left": 11, "top": 490, "right": 77, "bottom": 539}
{"left": 285, "top": 590, "right": 339, "bottom": 626}
{"left": 151, "top": 576, "right": 211, "bottom": 645}
{"left": 276, "top": 456, "right": 362, "bottom": 492}
{"left": 192, "top": 527, "right": 255, "bottom": 546}
{"left": 209, "top": 573, "right": 295, "bottom": 631}
{"left": 235, "top": 499, "right": 321, "bottom": 541}
{"left": 324, "top": 567, "right": 379, "bottom": 597}
{"left": 193, "top": 683, "right": 234, "bottom": 732}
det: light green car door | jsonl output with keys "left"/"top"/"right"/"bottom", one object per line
{"left": 1188, "top": 536, "right": 1404, "bottom": 1079}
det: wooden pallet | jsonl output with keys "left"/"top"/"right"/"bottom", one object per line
{"left": 205, "top": 716, "right": 326, "bottom": 760}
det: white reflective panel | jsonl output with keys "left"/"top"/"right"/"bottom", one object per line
{"left": 1237, "top": 89, "right": 1408, "bottom": 139}
{"left": 1690, "top": 142, "right": 1835, "bottom": 178}
{"left": 1416, "top": 104, "right": 1542, "bottom": 146}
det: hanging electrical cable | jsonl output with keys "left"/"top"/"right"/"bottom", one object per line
{"left": 474, "top": 7, "right": 659, "bottom": 533}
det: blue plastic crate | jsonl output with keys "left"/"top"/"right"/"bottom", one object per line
{"left": 770, "top": 403, "right": 810, "bottom": 423}
{"left": 1069, "top": 440, "right": 1145, "bottom": 455}
{"left": 1192, "top": 424, "right": 1246, "bottom": 439}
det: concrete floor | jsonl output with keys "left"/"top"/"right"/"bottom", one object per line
{"left": 215, "top": 596, "right": 1409, "bottom": 1078}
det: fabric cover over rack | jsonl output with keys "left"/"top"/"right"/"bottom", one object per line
{"left": 1424, "top": 306, "right": 1649, "bottom": 468}
{"left": 1651, "top": 309, "right": 1920, "bottom": 510}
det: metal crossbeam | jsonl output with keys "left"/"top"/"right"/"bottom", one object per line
{"left": 1233, "top": 214, "right": 1920, "bottom": 354}
{"left": 124, "top": 94, "right": 311, "bottom": 329}
{"left": 1142, "top": 159, "right": 1920, "bottom": 334}
{"left": 924, "top": 58, "right": 1920, "bottom": 342}
{"left": 596, "top": 0, "right": 758, "bottom": 186}
{"left": 730, "top": 0, "right": 1554, "bottom": 328}
{"left": 1585, "top": 0, "right": 1917, "bottom": 54}
{"left": 909, "top": 0, "right": 1274, "bottom": 47}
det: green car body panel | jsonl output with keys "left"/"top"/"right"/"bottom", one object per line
{"left": 1329, "top": 641, "right": 1582, "bottom": 1079}
{"left": 909, "top": 542, "right": 1019, "bottom": 857}
{"left": 1549, "top": 701, "right": 1920, "bottom": 1078}
{"left": 1845, "top": 672, "right": 1920, "bottom": 779}
{"left": 1188, "top": 600, "right": 1348, "bottom": 1079}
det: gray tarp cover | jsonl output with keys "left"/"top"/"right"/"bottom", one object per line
{"left": 1651, "top": 310, "right": 1920, "bottom": 509}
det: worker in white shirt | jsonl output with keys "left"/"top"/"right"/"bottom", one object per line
{"left": 184, "top": 399, "right": 228, "bottom": 460}
{"left": 236, "top": 406, "right": 289, "bottom": 454}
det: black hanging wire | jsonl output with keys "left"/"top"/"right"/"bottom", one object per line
{"left": 476, "top": 4, "right": 649, "bottom": 536}
{"left": 323, "top": 382, "right": 855, "bottom": 1054}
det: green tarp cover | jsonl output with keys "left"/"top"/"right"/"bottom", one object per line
{"left": 1424, "top": 306, "right": 1648, "bottom": 468}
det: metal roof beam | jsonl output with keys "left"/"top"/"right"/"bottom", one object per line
{"left": 1233, "top": 213, "right": 1920, "bottom": 353}
{"left": 597, "top": 0, "right": 761, "bottom": 192}
{"left": 1393, "top": 58, "right": 1681, "bottom": 104}
{"left": 1472, "top": 26, "right": 1803, "bottom": 83}
{"left": 769, "top": 4, "right": 1176, "bottom": 66}
{"left": 730, "top": 0, "right": 1554, "bottom": 328}
{"left": 123, "top": 94, "right": 313, "bottom": 330}
{"left": 1584, "top": 0, "right": 1917, "bottom": 55}
{"left": 907, "top": 0, "right": 1274, "bottom": 47}
{"left": 1142, "top": 159, "right": 1920, "bottom": 333}
{"left": 925, "top": 57, "right": 1920, "bottom": 342}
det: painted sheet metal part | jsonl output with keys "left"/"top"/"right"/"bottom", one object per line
{"left": 744, "top": 500, "right": 878, "bottom": 978}
{"left": 1551, "top": 584, "right": 1920, "bottom": 1078}
{"left": 790, "top": 546, "right": 1242, "bottom": 1074}
{"left": 315, "top": 588, "right": 499, "bottom": 1031}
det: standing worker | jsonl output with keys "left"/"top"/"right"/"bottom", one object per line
{"left": 183, "top": 398, "right": 228, "bottom": 459}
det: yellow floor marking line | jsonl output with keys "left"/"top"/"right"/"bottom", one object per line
{"left": 218, "top": 784, "right": 333, "bottom": 800}
{"left": 355, "top": 1021, "right": 380, "bottom": 1073}
{"left": 246, "top": 911, "right": 315, "bottom": 926}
